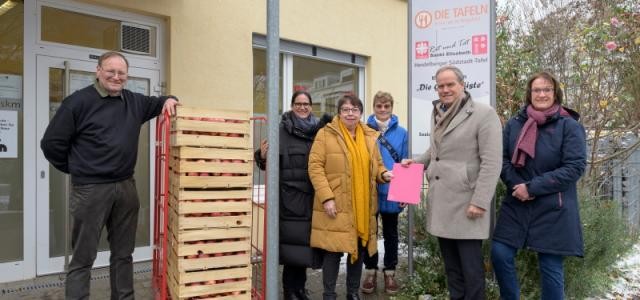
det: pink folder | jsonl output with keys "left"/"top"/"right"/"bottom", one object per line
{"left": 387, "top": 163, "right": 424, "bottom": 205}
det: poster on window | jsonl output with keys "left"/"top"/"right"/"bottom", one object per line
{"left": 126, "top": 78, "right": 150, "bottom": 95}
{"left": 0, "top": 74, "right": 22, "bottom": 111}
{"left": 409, "top": 0, "right": 494, "bottom": 157}
{"left": 70, "top": 72, "right": 96, "bottom": 93}
{"left": 0, "top": 110, "right": 18, "bottom": 158}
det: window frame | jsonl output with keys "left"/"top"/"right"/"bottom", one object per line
{"left": 252, "top": 34, "right": 366, "bottom": 113}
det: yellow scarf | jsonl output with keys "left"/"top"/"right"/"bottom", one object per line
{"left": 338, "top": 121, "right": 371, "bottom": 262}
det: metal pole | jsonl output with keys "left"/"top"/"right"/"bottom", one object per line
{"left": 406, "top": 0, "right": 414, "bottom": 276}
{"left": 489, "top": 0, "right": 497, "bottom": 236}
{"left": 63, "top": 60, "right": 71, "bottom": 275}
{"left": 266, "top": 0, "right": 280, "bottom": 299}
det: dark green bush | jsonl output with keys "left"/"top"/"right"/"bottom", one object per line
{"left": 563, "top": 195, "right": 636, "bottom": 298}
{"left": 398, "top": 188, "right": 636, "bottom": 299}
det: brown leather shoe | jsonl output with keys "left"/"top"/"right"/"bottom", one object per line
{"left": 360, "top": 269, "right": 377, "bottom": 294}
{"left": 383, "top": 270, "right": 399, "bottom": 295}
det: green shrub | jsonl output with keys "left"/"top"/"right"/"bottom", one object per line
{"left": 397, "top": 194, "right": 500, "bottom": 299}
{"left": 504, "top": 194, "right": 636, "bottom": 299}
{"left": 564, "top": 195, "right": 636, "bottom": 298}
{"left": 399, "top": 189, "right": 636, "bottom": 299}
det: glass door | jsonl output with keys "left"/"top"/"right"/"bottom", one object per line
{"left": 35, "top": 55, "right": 158, "bottom": 275}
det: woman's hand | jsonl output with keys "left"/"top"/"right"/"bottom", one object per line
{"left": 400, "top": 158, "right": 413, "bottom": 167}
{"left": 323, "top": 199, "right": 337, "bottom": 218}
{"left": 512, "top": 183, "right": 534, "bottom": 201}
{"left": 259, "top": 139, "right": 268, "bottom": 160}
{"left": 382, "top": 170, "right": 394, "bottom": 182}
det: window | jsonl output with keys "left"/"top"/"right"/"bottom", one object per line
{"left": 252, "top": 49, "right": 282, "bottom": 115}
{"left": 0, "top": 0, "right": 23, "bottom": 263}
{"left": 41, "top": 6, "right": 157, "bottom": 56}
{"left": 293, "top": 56, "right": 359, "bottom": 116}
{"left": 252, "top": 35, "right": 365, "bottom": 118}
{"left": 251, "top": 40, "right": 364, "bottom": 192}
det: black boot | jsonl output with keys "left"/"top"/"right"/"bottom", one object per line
{"left": 284, "top": 289, "right": 297, "bottom": 300}
{"left": 346, "top": 292, "right": 361, "bottom": 300}
{"left": 294, "top": 288, "right": 311, "bottom": 300}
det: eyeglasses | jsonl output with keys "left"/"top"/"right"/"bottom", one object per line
{"left": 435, "top": 82, "right": 459, "bottom": 91}
{"left": 102, "top": 69, "right": 128, "bottom": 79}
{"left": 374, "top": 104, "right": 392, "bottom": 109}
{"left": 293, "top": 102, "right": 311, "bottom": 108}
{"left": 532, "top": 87, "right": 554, "bottom": 94}
{"left": 340, "top": 107, "right": 360, "bottom": 114}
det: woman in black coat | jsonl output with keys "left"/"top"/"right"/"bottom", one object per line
{"left": 254, "top": 90, "right": 327, "bottom": 300}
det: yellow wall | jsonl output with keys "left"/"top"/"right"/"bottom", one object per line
{"left": 82, "top": 0, "right": 408, "bottom": 124}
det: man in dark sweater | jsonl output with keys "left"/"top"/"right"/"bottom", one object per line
{"left": 40, "top": 51, "right": 178, "bottom": 300}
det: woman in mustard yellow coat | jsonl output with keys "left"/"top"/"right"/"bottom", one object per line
{"left": 308, "top": 94, "right": 392, "bottom": 300}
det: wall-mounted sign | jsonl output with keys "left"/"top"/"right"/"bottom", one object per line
{"left": 409, "top": 0, "right": 494, "bottom": 157}
{"left": 0, "top": 110, "right": 18, "bottom": 158}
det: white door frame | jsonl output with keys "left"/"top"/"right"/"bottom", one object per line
{"left": 0, "top": 0, "right": 166, "bottom": 282}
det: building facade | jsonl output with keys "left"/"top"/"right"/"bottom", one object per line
{"left": 0, "top": 0, "right": 407, "bottom": 282}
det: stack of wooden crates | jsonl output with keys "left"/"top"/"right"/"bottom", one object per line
{"left": 167, "top": 107, "right": 253, "bottom": 299}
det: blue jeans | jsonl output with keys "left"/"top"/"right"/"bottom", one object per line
{"left": 491, "top": 240, "right": 565, "bottom": 300}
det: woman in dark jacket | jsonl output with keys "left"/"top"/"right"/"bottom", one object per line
{"left": 254, "top": 91, "right": 326, "bottom": 300}
{"left": 491, "top": 71, "right": 587, "bottom": 300}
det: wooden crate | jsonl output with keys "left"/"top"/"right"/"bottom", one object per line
{"left": 167, "top": 106, "right": 253, "bottom": 299}
{"left": 167, "top": 271, "right": 251, "bottom": 300}
{"left": 169, "top": 172, "right": 252, "bottom": 190}
{"left": 167, "top": 227, "right": 252, "bottom": 299}
{"left": 168, "top": 196, "right": 252, "bottom": 231}
{"left": 171, "top": 107, "right": 251, "bottom": 149}
{"left": 169, "top": 227, "right": 252, "bottom": 270}
{"left": 166, "top": 106, "right": 255, "bottom": 299}
{"left": 168, "top": 147, "right": 253, "bottom": 190}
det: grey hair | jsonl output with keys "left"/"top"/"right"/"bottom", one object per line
{"left": 98, "top": 51, "right": 129, "bottom": 68}
{"left": 435, "top": 65, "right": 465, "bottom": 83}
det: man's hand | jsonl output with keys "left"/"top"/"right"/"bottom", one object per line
{"left": 466, "top": 204, "right": 485, "bottom": 219}
{"left": 162, "top": 98, "right": 180, "bottom": 116}
{"left": 400, "top": 158, "right": 414, "bottom": 167}
{"left": 512, "top": 183, "right": 534, "bottom": 202}
{"left": 323, "top": 200, "right": 337, "bottom": 218}
{"left": 259, "top": 139, "right": 268, "bottom": 160}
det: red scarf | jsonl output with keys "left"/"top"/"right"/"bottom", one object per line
{"left": 511, "top": 104, "right": 570, "bottom": 168}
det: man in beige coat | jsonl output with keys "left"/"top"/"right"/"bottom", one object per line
{"left": 403, "top": 65, "right": 502, "bottom": 299}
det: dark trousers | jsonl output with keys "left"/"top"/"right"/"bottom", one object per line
{"left": 322, "top": 243, "right": 366, "bottom": 299}
{"left": 438, "top": 237, "right": 486, "bottom": 300}
{"left": 363, "top": 212, "right": 399, "bottom": 270}
{"left": 65, "top": 178, "right": 140, "bottom": 300}
{"left": 282, "top": 265, "right": 307, "bottom": 291}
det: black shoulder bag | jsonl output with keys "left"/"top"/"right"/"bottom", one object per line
{"left": 368, "top": 124, "right": 401, "bottom": 163}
